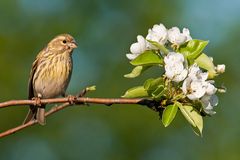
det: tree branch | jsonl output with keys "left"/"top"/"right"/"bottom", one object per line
{"left": 0, "top": 97, "right": 144, "bottom": 108}
{"left": 0, "top": 96, "right": 160, "bottom": 138}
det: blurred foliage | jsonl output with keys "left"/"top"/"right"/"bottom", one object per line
{"left": 0, "top": 0, "right": 239, "bottom": 159}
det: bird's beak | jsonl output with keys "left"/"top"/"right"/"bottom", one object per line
{"left": 69, "top": 40, "right": 78, "bottom": 49}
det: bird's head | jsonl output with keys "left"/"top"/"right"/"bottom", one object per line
{"left": 47, "top": 34, "right": 78, "bottom": 53}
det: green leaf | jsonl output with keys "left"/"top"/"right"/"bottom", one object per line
{"left": 143, "top": 78, "right": 155, "bottom": 90}
{"left": 124, "top": 66, "right": 150, "bottom": 78}
{"left": 122, "top": 86, "right": 148, "bottom": 98}
{"left": 86, "top": 85, "right": 96, "bottom": 91}
{"left": 178, "top": 39, "right": 209, "bottom": 63}
{"left": 178, "top": 103, "right": 203, "bottom": 136}
{"left": 144, "top": 77, "right": 165, "bottom": 100}
{"left": 147, "top": 40, "right": 169, "bottom": 55}
{"left": 130, "top": 51, "right": 163, "bottom": 66}
{"left": 195, "top": 53, "right": 217, "bottom": 79}
{"left": 162, "top": 104, "right": 178, "bottom": 127}
{"left": 191, "top": 125, "right": 203, "bottom": 137}
{"left": 151, "top": 85, "right": 165, "bottom": 100}
{"left": 144, "top": 77, "right": 164, "bottom": 93}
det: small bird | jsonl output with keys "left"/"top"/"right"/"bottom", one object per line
{"left": 23, "top": 34, "right": 77, "bottom": 125}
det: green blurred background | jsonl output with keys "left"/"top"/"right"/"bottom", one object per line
{"left": 0, "top": 0, "right": 238, "bottom": 159}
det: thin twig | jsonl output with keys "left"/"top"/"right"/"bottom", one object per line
{"left": 0, "top": 97, "right": 144, "bottom": 108}
{"left": 0, "top": 102, "right": 70, "bottom": 138}
{"left": 0, "top": 97, "right": 159, "bottom": 138}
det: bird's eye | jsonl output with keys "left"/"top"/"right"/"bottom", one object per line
{"left": 62, "top": 40, "right": 67, "bottom": 44}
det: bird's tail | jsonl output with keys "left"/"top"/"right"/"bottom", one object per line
{"left": 23, "top": 105, "right": 46, "bottom": 125}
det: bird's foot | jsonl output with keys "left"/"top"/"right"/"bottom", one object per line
{"left": 32, "top": 97, "right": 42, "bottom": 107}
{"left": 67, "top": 95, "right": 77, "bottom": 105}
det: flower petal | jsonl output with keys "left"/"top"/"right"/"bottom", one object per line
{"left": 168, "top": 27, "right": 192, "bottom": 45}
{"left": 146, "top": 23, "right": 168, "bottom": 46}
{"left": 126, "top": 53, "right": 138, "bottom": 60}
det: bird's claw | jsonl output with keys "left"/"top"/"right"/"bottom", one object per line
{"left": 67, "top": 95, "right": 76, "bottom": 105}
{"left": 32, "top": 97, "right": 41, "bottom": 107}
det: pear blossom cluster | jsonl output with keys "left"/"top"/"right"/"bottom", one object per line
{"left": 181, "top": 64, "right": 218, "bottom": 115}
{"left": 126, "top": 23, "right": 226, "bottom": 115}
{"left": 124, "top": 22, "right": 226, "bottom": 135}
{"left": 163, "top": 52, "right": 222, "bottom": 115}
{"left": 126, "top": 24, "right": 192, "bottom": 60}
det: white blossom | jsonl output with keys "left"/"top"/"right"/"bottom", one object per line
{"left": 126, "top": 53, "right": 138, "bottom": 60}
{"left": 168, "top": 27, "right": 192, "bottom": 45}
{"left": 182, "top": 78, "right": 207, "bottom": 100}
{"left": 188, "top": 64, "right": 208, "bottom": 81}
{"left": 146, "top": 23, "right": 168, "bottom": 47}
{"left": 201, "top": 95, "right": 218, "bottom": 115}
{"left": 182, "top": 64, "right": 217, "bottom": 100}
{"left": 126, "top": 35, "right": 147, "bottom": 60}
{"left": 182, "top": 63, "right": 219, "bottom": 113}
{"left": 164, "top": 52, "right": 187, "bottom": 82}
{"left": 165, "top": 64, "right": 188, "bottom": 82}
{"left": 216, "top": 64, "right": 225, "bottom": 74}
{"left": 205, "top": 82, "right": 217, "bottom": 95}
{"left": 183, "top": 28, "right": 192, "bottom": 42}
{"left": 164, "top": 52, "right": 185, "bottom": 65}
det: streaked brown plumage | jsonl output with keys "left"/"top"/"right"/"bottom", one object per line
{"left": 23, "top": 34, "right": 77, "bottom": 125}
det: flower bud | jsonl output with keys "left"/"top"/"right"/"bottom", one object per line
{"left": 216, "top": 64, "right": 225, "bottom": 74}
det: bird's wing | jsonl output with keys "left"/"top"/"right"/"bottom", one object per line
{"left": 24, "top": 49, "right": 46, "bottom": 124}
{"left": 28, "top": 57, "right": 39, "bottom": 99}
{"left": 28, "top": 48, "right": 46, "bottom": 99}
